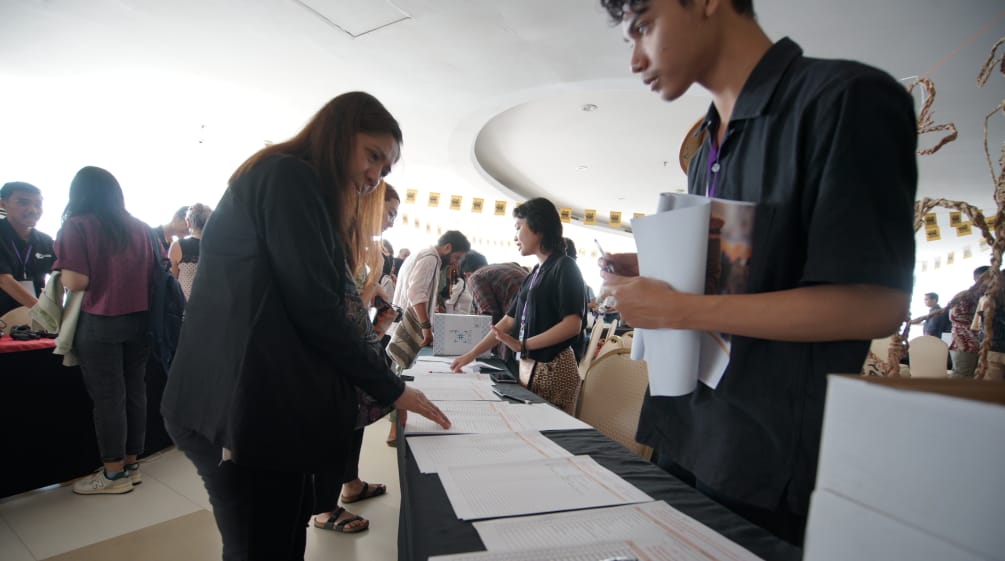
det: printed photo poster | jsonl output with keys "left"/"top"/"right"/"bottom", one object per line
{"left": 699, "top": 199, "right": 756, "bottom": 388}
{"left": 632, "top": 193, "right": 754, "bottom": 395}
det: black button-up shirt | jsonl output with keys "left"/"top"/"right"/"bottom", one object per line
{"left": 0, "top": 218, "right": 55, "bottom": 316}
{"left": 637, "top": 38, "right": 917, "bottom": 516}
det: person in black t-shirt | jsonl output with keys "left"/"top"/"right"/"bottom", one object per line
{"left": 153, "top": 206, "right": 190, "bottom": 254}
{"left": 911, "top": 292, "right": 950, "bottom": 337}
{"left": 596, "top": 0, "right": 916, "bottom": 545}
{"left": 451, "top": 198, "right": 585, "bottom": 414}
{"left": 0, "top": 181, "right": 54, "bottom": 317}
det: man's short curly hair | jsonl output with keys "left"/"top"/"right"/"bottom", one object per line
{"left": 599, "top": 0, "right": 754, "bottom": 24}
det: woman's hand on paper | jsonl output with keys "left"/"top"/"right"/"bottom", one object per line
{"left": 450, "top": 353, "right": 473, "bottom": 373}
{"left": 491, "top": 325, "right": 520, "bottom": 352}
{"left": 394, "top": 386, "right": 451, "bottom": 429}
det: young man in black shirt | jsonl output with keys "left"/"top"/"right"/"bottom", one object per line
{"left": 0, "top": 182, "right": 54, "bottom": 317}
{"left": 597, "top": 0, "right": 916, "bottom": 544}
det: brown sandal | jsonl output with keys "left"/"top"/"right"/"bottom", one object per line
{"left": 313, "top": 506, "right": 369, "bottom": 533}
{"left": 341, "top": 481, "right": 387, "bottom": 503}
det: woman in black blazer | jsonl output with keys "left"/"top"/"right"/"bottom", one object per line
{"left": 161, "top": 92, "right": 449, "bottom": 561}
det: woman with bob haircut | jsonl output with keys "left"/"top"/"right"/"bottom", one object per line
{"left": 451, "top": 197, "right": 585, "bottom": 414}
{"left": 54, "top": 166, "right": 158, "bottom": 495}
{"left": 161, "top": 91, "right": 450, "bottom": 560}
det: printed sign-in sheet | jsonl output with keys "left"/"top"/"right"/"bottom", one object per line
{"left": 473, "top": 501, "right": 763, "bottom": 560}
{"left": 406, "top": 431, "right": 573, "bottom": 474}
{"left": 437, "top": 455, "right": 652, "bottom": 521}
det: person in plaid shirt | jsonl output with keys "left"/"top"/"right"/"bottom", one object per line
{"left": 468, "top": 261, "right": 528, "bottom": 366}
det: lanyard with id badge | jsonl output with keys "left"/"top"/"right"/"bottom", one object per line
{"left": 516, "top": 265, "right": 543, "bottom": 386}
{"left": 10, "top": 240, "right": 36, "bottom": 296}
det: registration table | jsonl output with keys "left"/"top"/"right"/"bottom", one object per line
{"left": 395, "top": 377, "right": 801, "bottom": 561}
{"left": 0, "top": 338, "right": 173, "bottom": 498}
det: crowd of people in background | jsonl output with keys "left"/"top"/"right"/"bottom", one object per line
{"left": 913, "top": 265, "right": 1005, "bottom": 380}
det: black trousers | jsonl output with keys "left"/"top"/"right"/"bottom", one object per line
{"left": 166, "top": 422, "right": 313, "bottom": 561}
{"left": 312, "top": 428, "right": 365, "bottom": 514}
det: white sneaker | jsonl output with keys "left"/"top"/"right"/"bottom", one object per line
{"left": 124, "top": 465, "right": 142, "bottom": 485}
{"left": 73, "top": 470, "right": 134, "bottom": 495}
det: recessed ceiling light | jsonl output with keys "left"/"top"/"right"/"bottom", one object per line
{"left": 581, "top": 103, "right": 598, "bottom": 112}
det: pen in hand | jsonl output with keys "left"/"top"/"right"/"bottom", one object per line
{"left": 595, "top": 238, "right": 615, "bottom": 273}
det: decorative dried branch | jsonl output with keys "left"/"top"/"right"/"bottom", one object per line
{"left": 908, "top": 78, "right": 959, "bottom": 156}
{"left": 973, "top": 36, "right": 1005, "bottom": 380}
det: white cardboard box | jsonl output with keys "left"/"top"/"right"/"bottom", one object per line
{"left": 804, "top": 489, "right": 989, "bottom": 561}
{"left": 806, "top": 376, "right": 1005, "bottom": 561}
{"left": 432, "top": 313, "right": 492, "bottom": 357}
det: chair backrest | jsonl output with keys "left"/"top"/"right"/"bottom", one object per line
{"left": 576, "top": 348, "right": 652, "bottom": 460}
{"left": 908, "top": 335, "right": 950, "bottom": 379}
{"left": 605, "top": 318, "right": 620, "bottom": 340}
{"left": 0, "top": 306, "right": 34, "bottom": 331}
{"left": 578, "top": 319, "right": 606, "bottom": 379}
{"left": 861, "top": 334, "right": 899, "bottom": 376}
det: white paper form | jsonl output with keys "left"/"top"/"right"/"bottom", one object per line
{"left": 497, "top": 403, "right": 592, "bottom": 431}
{"left": 408, "top": 374, "right": 486, "bottom": 386}
{"left": 430, "top": 538, "right": 745, "bottom": 561}
{"left": 474, "top": 501, "right": 764, "bottom": 560}
{"left": 437, "top": 455, "right": 652, "bottom": 520}
{"left": 406, "top": 363, "right": 473, "bottom": 375}
{"left": 404, "top": 372, "right": 498, "bottom": 401}
{"left": 630, "top": 197, "right": 708, "bottom": 396}
{"left": 415, "top": 385, "right": 499, "bottom": 402}
{"left": 405, "top": 401, "right": 522, "bottom": 435}
{"left": 407, "top": 431, "right": 573, "bottom": 474}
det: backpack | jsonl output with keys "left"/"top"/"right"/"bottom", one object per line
{"left": 146, "top": 228, "right": 186, "bottom": 373}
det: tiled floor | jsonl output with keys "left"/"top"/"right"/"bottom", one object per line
{"left": 0, "top": 418, "right": 401, "bottom": 561}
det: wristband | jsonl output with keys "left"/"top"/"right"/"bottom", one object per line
{"left": 419, "top": 320, "right": 432, "bottom": 329}
{"left": 520, "top": 339, "right": 528, "bottom": 355}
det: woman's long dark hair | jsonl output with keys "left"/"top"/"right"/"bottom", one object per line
{"left": 62, "top": 166, "right": 130, "bottom": 251}
{"left": 229, "top": 91, "right": 403, "bottom": 273}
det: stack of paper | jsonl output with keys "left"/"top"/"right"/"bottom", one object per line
{"left": 404, "top": 401, "right": 591, "bottom": 435}
{"left": 473, "top": 501, "right": 763, "bottom": 560}
{"left": 407, "top": 431, "right": 573, "bottom": 474}
{"left": 438, "top": 456, "right": 652, "bottom": 520}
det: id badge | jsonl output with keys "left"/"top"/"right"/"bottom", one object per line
{"left": 18, "top": 279, "right": 35, "bottom": 297}
{"left": 516, "top": 323, "right": 525, "bottom": 360}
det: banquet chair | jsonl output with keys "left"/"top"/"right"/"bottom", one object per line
{"left": 576, "top": 348, "right": 653, "bottom": 460}
{"left": 908, "top": 335, "right": 950, "bottom": 378}
{"left": 578, "top": 318, "right": 606, "bottom": 379}
{"left": 0, "top": 306, "right": 33, "bottom": 330}
{"left": 861, "top": 334, "right": 899, "bottom": 376}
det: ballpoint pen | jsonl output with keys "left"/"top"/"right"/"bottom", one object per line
{"left": 491, "top": 388, "right": 532, "bottom": 405}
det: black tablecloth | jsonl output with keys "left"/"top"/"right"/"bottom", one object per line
{"left": 0, "top": 348, "right": 173, "bottom": 498}
{"left": 396, "top": 382, "right": 801, "bottom": 561}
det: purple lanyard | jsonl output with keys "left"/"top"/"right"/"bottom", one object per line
{"left": 10, "top": 240, "right": 32, "bottom": 280}
{"left": 706, "top": 136, "right": 721, "bottom": 199}
{"left": 519, "top": 266, "right": 543, "bottom": 339}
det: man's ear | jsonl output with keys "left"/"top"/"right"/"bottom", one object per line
{"left": 703, "top": 0, "right": 721, "bottom": 17}
{"left": 440, "top": 243, "right": 452, "bottom": 255}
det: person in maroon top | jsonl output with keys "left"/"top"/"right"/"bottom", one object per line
{"left": 53, "top": 166, "right": 157, "bottom": 495}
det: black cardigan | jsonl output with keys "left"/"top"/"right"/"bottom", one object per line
{"left": 161, "top": 155, "right": 404, "bottom": 472}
